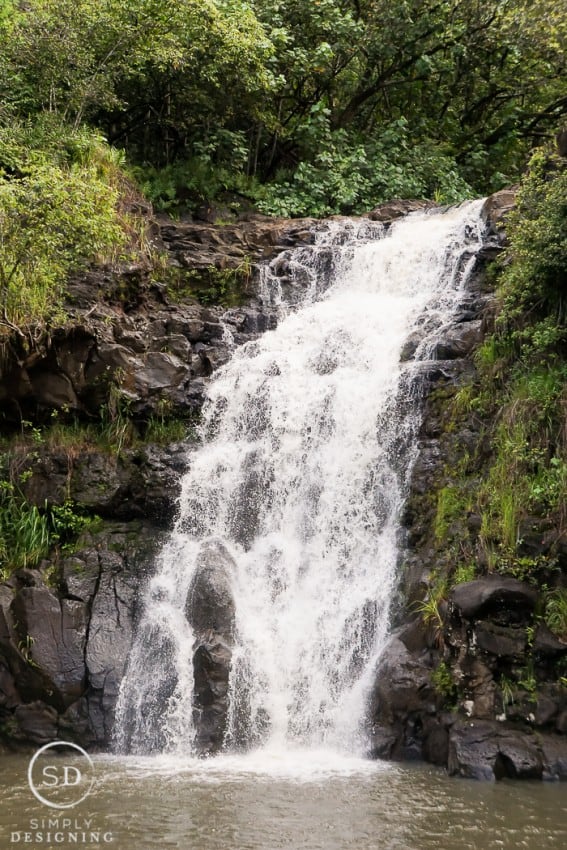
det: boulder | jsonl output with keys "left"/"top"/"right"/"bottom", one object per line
{"left": 431, "top": 320, "right": 483, "bottom": 359}
{"left": 192, "top": 638, "right": 232, "bottom": 755}
{"left": 185, "top": 540, "right": 236, "bottom": 640}
{"left": 130, "top": 351, "right": 192, "bottom": 403}
{"left": 366, "top": 200, "right": 433, "bottom": 222}
{"left": 186, "top": 540, "right": 237, "bottom": 755}
{"left": 369, "top": 635, "right": 436, "bottom": 760}
{"left": 449, "top": 576, "right": 538, "bottom": 622}
{"left": 473, "top": 622, "right": 527, "bottom": 660}
{"left": 448, "top": 720, "right": 543, "bottom": 780}
{"left": 10, "top": 587, "right": 87, "bottom": 709}
{"left": 481, "top": 188, "right": 517, "bottom": 234}
{"left": 28, "top": 371, "right": 79, "bottom": 410}
{"left": 400, "top": 330, "right": 427, "bottom": 362}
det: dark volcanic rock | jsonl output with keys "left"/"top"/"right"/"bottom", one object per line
{"left": 186, "top": 540, "right": 237, "bottom": 755}
{"left": 14, "top": 702, "right": 59, "bottom": 745}
{"left": 0, "top": 522, "right": 162, "bottom": 749}
{"left": 473, "top": 622, "right": 527, "bottom": 660}
{"left": 20, "top": 442, "right": 187, "bottom": 526}
{"left": 450, "top": 576, "right": 538, "bottom": 621}
{"left": 541, "top": 735, "right": 567, "bottom": 780}
{"left": 159, "top": 216, "right": 317, "bottom": 272}
{"left": 369, "top": 635, "right": 437, "bottom": 760}
{"left": 84, "top": 551, "right": 138, "bottom": 744}
{"left": 10, "top": 587, "right": 87, "bottom": 709}
{"left": 481, "top": 188, "right": 517, "bottom": 235}
{"left": 431, "top": 321, "right": 483, "bottom": 360}
{"left": 367, "top": 200, "right": 434, "bottom": 221}
{"left": 186, "top": 540, "right": 236, "bottom": 639}
{"left": 448, "top": 720, "right": 544, "bottom": 781}
{"left": 192, "top": 639, "right": 232, "bottom": 755}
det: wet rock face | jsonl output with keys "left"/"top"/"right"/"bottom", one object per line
{"left": 366, "top": 199, "right": 434, "bottom": 221}
{"left": 10, "top": 587, "right": 87, "bottom": 709}
{"left": 447, "top": 720, "right": 567, "bottom": 781}
{"left": 449, "top": 576, "right": 539, "bottom": 622}
{"left": 371, "top": 186, "right": 567, "bottom": 781}
{"left": 192, "top": 639, "right": 232, "bottom": 755}
{"left": 186, "top": 540, "right": 236, "bottom": 639}
{"left": 371, "top": 576, "right": 567, "bottom": 779}
{"left": 160, "top": 216, "right": 318, "bottom": 273}
{"left": 19, "top": 442, "right": 187, "bottom": 525}
{"left": 369, "top": 634, "right": 438, "bottom": 762}
{"left": 430, "top": 320, "right": 483, "bottom": 360}
{"left": 185, "top": 540, "right": 237, "bottom": 756}
{"left": 445, "top": 579, "right": 567, "bottom": 733}
{"left": 0, "top": 523, "right": 162, "bottom": 749}
{"left": 0, "top": 302, "right": 274, "bottom": 425}
{"left": 0, "top": 215, "right": 320, "bottom": 427}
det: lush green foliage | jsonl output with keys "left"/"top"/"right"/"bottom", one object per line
{"left": 475, "top": 158, "right": 567, "bottom": 571}
{"left": 0, "top": 0, "right": 565, "bottom": 219}
{"left": 496, "top": 152, "right": 567, "bottom": 352}
{"left": 0, "top": 118, "right": 130, "bottom": 332}
{"left": 430, "top": 158, "right": 567, "bottom": 588}
{"left": 431, "top": 660, "right": 458, "bottom": 703}
{"left": 253, "top": 123, "right": 472, "bottom": 216}
{"left": 545, "top": 589, "right": 567, "bottom": 641}
{"left": 0, "top": 479, "right": 97, "bottom": 578}
{"left": 0, "top": 483, "right": 51, "bottom": 574}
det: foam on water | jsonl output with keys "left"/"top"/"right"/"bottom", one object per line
{"left": 100, "top": 748, "right": 385, "bottom": 784}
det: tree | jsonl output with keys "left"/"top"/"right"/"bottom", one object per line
{"left": 0, "top": 0, "right": 564, "bottom": 216}
{"left": 0, "top": 1, "right": 276, "bottom": 165}
{"left": 250, "top": 0, "right": 566, "bottom": 194}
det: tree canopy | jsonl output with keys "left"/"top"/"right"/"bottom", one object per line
{"left": 0, "top": 0, "right": 565, "bottom": 221}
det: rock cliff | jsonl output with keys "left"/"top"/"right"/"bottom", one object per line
{"left": 0, "top": 196, "right": 565, "bottom": 779}
{"left": 370, "top": 188, "right": 567, "bottom": 780}
{"left": 0, "top": 213, "right": 315, "bottom": 750}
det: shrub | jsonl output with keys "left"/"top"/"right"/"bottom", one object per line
{"left": 0, "top": 118, "right": 133, "bottom": 334}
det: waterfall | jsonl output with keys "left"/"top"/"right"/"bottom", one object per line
{"left": 115, "top": 201, "right": 485, "bottom": 758}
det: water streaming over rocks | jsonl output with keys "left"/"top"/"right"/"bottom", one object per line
{"left": 115, "top": 202, "right": 486, "bottom": 758}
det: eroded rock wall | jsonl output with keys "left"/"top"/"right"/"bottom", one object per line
{"left": 2, "top": 197, "right": 564, "bottom": 776}
{"left": 0, "top": 214, "right": 316, "bottom": 750}
{"left": 370, "top": 189, "right": 567, "bottom": 780}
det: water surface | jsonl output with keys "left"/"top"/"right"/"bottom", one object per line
{"left": 1, "top": 752, "right": 566, "bottom": 850}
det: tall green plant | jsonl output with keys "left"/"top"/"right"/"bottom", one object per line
{"left": 0, "top": 485, "right": 51, "bottom": 574}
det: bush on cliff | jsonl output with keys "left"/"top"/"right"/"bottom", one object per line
{"left": 0, "top": 119, "right": 141, "bottom": 334}
{"left": 431, "top": 155, "right": 567, "bottom": 592}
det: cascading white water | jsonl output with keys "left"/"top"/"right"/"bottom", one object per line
{"left": 115, "top": 201, "right": 485, "bottom": 759}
